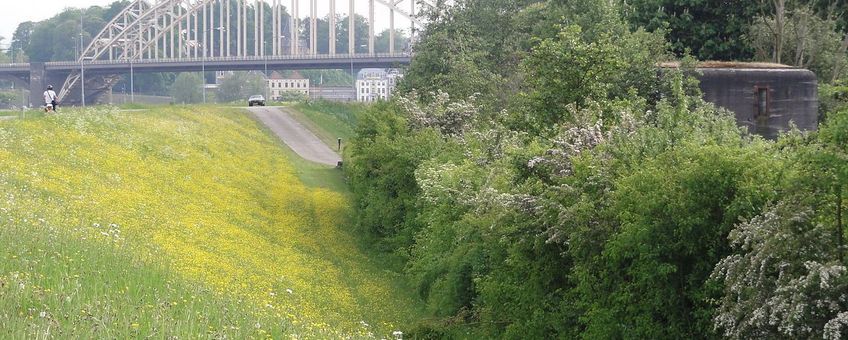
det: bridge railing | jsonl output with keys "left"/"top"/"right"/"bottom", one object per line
{"left": 0, "top": 63, "right": 34, "bottom": 69}
{"left": 45, "top": 53, "right": 413, "bottom": 67}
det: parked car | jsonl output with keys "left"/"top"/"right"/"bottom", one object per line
{"left": 248, "top": 95, "right": 266, "bottom": 107}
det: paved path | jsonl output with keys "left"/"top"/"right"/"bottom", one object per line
{"left": 248, "top": 106, "right": 342, "bottom": 166}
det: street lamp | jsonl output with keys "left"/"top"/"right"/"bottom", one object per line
{"left": 263, "top": 53, "right": 270, "bottom": 100}
{"left": 80, "top": 9, "right": 86, "bottom": 107}
{"left": 129, "top": 59, "right": 134, "bottom": 103}
{"left": 214, "top": 26, "right": 227, "bottom": 58}
{"left": 80, "top": 47, "right": 86, "bottom": 107}
{"left": 264, "top": 53, "right": 268, "bottom": 77}
{"left": 351, "top": 43, "right": 366, "bottom": 102}
{"left": 201, "top": 57, "right": 206, "bottom": 103}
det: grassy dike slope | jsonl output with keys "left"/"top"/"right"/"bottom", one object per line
{"left": 291, "top": 101, "right": 363, "bottom": 148}
{"left": 0, "top": 106, "right": 423, "bottom": 338}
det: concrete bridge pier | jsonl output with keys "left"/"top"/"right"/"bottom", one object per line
{"left": 28, "top": 63, "right": 44, "bottom": 108}
{"left": 29, "top": 63, "right": 69, "bottom": 108}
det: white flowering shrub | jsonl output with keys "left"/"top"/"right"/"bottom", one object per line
{"left": 527, "top": 120, "right": 607, "bottom": 177}
{"left": 712, "top": 199, "right": 848, "bottom": 339}
{"left": 398, "top": 90, "right": 479, "bottom": 137}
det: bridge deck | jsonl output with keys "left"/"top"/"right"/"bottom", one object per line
{"left": 0, "top": 54, "right": 412, "bottom": 77}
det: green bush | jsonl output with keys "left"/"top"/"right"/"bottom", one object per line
{"left": 345, "top": 0, "right": 847, "bottom": 338}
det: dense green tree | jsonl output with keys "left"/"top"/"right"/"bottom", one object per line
{"left": 375, "top": 29, "right": 410, "bottom": 53}
{"left": 624, "top": 0, "right": 764, "bottom": 60}
{"left": 346, "top": 102, "right": 449, "bottom": 252}
{"left": 8, "top": 21, "right": 34, "bottom": 62}
{"left": 112, "top": 73, "right": 177, "bottom": 96}
{"left": 399, "top": 26, "right": 502, "bottom": 106}
{"left": 749, "top": 3, "right": 848, "bottom": 82}
{"left": 578, "top": 143, "right": 781, "bottom": 338}
{"left": 22, "top": 3, "right": 124, "bottom": 62}
{"left": 521, "top": 25, "right": 626, "bottom": 129}
{"left": 301, "top": 14, "right": 370, "bottom": 54}
{"left": 399, "top": 0, "right": 540, "bottom": 107}
{"left": 215, "top": 72, "right": 265, "bottom": 103}
{"left": 170, "top": 72, "right": 203, "bottom": 104}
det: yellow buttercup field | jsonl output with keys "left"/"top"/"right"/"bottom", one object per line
{"left": 0, "top": 106, "right": 423, "bottom": 338}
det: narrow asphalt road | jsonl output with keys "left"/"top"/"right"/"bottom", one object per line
{"left": 248, "top": 106, "right": 342, "bottom": 166}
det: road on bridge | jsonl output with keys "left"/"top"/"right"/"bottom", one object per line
{"left": 248, "top": 106, "right": 342, "bottom": 166}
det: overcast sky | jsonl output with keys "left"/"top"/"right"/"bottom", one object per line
{"left": 0, "top": 0, "right": 409, "bottom": 49}
{"left": 0, "top": 1, "right": 115, "bottom": 45}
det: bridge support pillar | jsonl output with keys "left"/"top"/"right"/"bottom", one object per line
{"left": 29, "top": 64, "right": 67, "bottom": 108}
{"left": 29, "top": 63, "right": 45, "bottom": 108}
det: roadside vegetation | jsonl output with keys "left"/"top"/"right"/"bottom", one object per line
{"left": 345, "top": 0, "right": 848, "bottom": 338}
{"left": 0, "top": 106, "right": 424, "bottom": 338}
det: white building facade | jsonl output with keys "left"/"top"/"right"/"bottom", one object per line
{"left": 356, "top": 69, "right": 402, "bottom": 102}
{"left": 267, "top": 71, "right": 310, "bottom": 100}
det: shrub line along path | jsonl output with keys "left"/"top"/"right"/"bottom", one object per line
{"left": 248, "top": 106, "right": 342, "bottom": 166}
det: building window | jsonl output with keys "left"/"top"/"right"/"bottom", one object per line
{"left": 756, "top": 87, "right": 769, "bottom": 119}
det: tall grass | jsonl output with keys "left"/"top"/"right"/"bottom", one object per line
{"left": 0, "top": 105, "right": 423, "bottom": 338}
{"left": 0, "top": 223, "right": 289, "bottom": 338}
{"left": 293, "top": 101, "right": 365, "bottom": 149}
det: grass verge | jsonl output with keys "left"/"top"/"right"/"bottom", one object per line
{"left": 0, "top": 223, "right": 290, "bottom": 338}
{"left": 0, "top": 105, "right": 424, "bottom": 338}
{"left": 290, "top": 100, "right": 365, "bottom": 151}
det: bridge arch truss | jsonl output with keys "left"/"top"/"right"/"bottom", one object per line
{"left": 60, "top": 0, "right": 435, "bottom": 99}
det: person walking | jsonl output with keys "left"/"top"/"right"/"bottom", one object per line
{"left": 43, "top": 85, "right": 58, "bottom": 112}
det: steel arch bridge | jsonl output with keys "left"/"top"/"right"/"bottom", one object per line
{"left": 55, "top": 0, "right": 437, "bottom": 101}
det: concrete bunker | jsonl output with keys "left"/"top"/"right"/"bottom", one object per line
{"left": 666, "top": 62, "right": 819, "bottom": 139}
